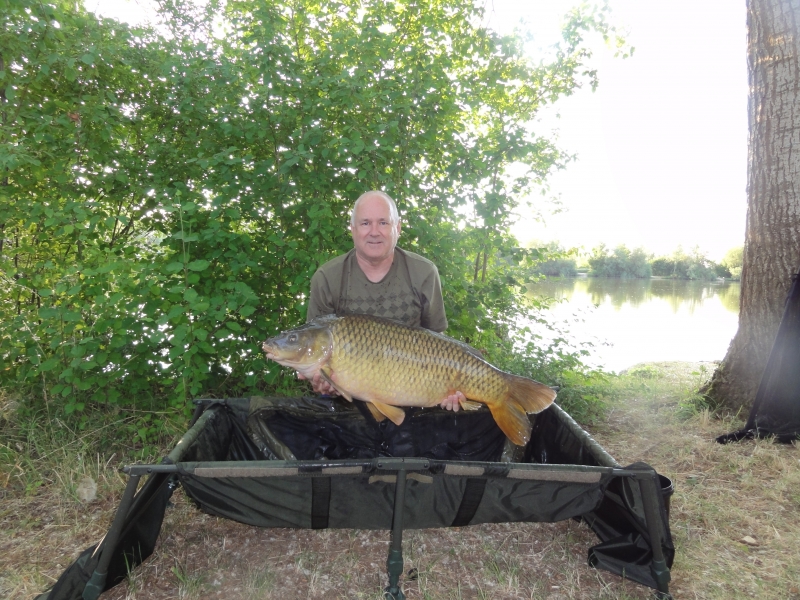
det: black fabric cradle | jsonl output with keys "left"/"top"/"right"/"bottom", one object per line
{"left": 36, "top": 397, "right": 675, "bottom": 600}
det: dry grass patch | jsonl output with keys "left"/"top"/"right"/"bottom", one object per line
{"left": 592, "top": 361, "right": 800, "bottom": 599}
{"left": 96, "top": 502, "right": 651, "bottom": 600}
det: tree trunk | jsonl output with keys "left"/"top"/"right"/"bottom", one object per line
{"left": 705, "top": 0, "right": 800, "bottom": 413}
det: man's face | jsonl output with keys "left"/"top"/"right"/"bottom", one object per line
{"left": 350, "top": 194, "right": 401, "bottom": 265}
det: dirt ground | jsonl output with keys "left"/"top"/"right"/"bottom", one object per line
{"left": 5, "top": 361, "right": 800, "bottom": 599}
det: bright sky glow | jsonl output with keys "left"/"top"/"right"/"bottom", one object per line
{"left": 87, "top": 0, "right": 748, "bottom": 262}
{"left": 485, "top": 0, "right": 748, "bottom": 261}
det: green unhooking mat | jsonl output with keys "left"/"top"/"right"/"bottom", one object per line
{"left": 36, "top": 397, "right": 675, "bottom": 600}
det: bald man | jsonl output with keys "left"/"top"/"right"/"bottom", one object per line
{"left": 304, "top": 190, "right": 463, "bottom": 410}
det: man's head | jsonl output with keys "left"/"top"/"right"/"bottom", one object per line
{"left": 350, "top": 191, "right": 401, "bottom": 266}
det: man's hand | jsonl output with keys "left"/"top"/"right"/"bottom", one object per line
{"left": 440, "top": 391, "right": 465, "bottom": 411}
{"left": 298, "top": 372, "right": 339, "bottom": 396}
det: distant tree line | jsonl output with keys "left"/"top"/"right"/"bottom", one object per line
{"left": 529, "top": 243, "right": 744, "bottom": 281}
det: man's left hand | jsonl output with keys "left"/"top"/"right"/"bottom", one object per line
{"left": 440, "top": 391, "right": 465, "bottom": 411}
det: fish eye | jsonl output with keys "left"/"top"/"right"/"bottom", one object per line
{"left": 288, "top": 333, "right": 298, "bottom": 343}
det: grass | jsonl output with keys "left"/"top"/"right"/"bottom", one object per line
{"left": 2, "top": 362, "right": 800, "bottom": 599}
{"left": 593, "top": 361, "right": 800, "bottom": 599}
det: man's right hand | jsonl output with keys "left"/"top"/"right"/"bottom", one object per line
{"left": 298, "top": 372, "right": 340, "bottom": 396}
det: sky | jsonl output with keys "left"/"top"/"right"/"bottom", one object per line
{"left": 484, "top": 0, "right": 748, "bottom": 261}
{"left": 88, "top": 0, "right": 748, "bottom": 262}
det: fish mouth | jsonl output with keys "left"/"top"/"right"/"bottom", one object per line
{"left": 261, "top": 342, "right": 286, "bottom": 363}
{"left": 264, "top": 353, "right": 305, "bottom": 370}
{"left": 262, "top": 343, "right": 310, "bottom": 370}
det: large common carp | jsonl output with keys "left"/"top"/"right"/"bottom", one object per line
{"left": 262, "top": 314, "right": 556, "bottom": 446}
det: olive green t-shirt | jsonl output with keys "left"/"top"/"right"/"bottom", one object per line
{"left": 307, "top": 247, "right": 448, "bottom": 332}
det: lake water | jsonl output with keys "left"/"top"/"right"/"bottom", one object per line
{"left": 527, "top": 277, "right": 741, "bottom": 373}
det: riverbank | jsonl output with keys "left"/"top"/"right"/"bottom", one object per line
{"left": 2, "top": 362, "right": 799, "bottom": 599}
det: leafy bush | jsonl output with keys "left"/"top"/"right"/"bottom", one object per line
{"left": 721, "top": 246, "right": 743, "bottom": 280}
{"left": 650, "top": 246, "right": 719, "bottom": 281}
{"left": 587, "top": 244, "right": 652, "bottom": 278}
{"left": 0, "top": 0, "right": 623, "bottom": 433}
{"left": 527, "top": 242, "right": 578, "bottom": 278}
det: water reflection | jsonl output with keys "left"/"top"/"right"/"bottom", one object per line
{"left": 527, "top": 277, "right": 741, "bottom": 372}
{"left": 533, "top": 277, "right": 741, "bottom": 314}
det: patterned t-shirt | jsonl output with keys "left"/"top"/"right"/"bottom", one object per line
{"left": 307, "top": 248, "right": 448, "bottom": 332}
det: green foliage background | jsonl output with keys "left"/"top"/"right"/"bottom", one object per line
{"left": 1, "top": 0, "right": 619, "bottom": 437}
{"left": 649, "top": 246, "right": 722, "bottom": 281}
{"left": 587, "top": 244, "right": 652, "bottom": 279}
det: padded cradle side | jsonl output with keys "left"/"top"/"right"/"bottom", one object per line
{"left": 34, "top": 405, "right": 229, "bottom": 600}
{"left": 527, "top": 404, "right": 675, "bottom": 591}
{"left": 176, "top": 459, "right": 615, "bottom": 530}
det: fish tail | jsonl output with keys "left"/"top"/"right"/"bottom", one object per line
{"left": 505, "top": 374, "right": 557, "bottom": 414}
{"left": 486, "top": 375, "right": 557, "bottom": 446}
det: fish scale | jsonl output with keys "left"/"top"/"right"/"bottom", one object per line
{"left": 328, "top": 315, "right": 507, "bottom": 407}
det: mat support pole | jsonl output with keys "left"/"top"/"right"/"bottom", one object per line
{"left": 82, "top": 474, "right": 141, "bottom": 600}
{"left": 384, "top": 468, "right": 407, "bottom": 600}
{"left": 637, "top": 472, "right": 672, "bottom": 599}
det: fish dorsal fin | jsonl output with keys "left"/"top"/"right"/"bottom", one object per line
{"left": 310, "top": 313, "right": 340, "bottom": 326}
{"left": 370, "top": 401, "right": 406, "bottom": 426}
{"left": 319, "top": 367, "right": 353, "bottom": 402}
{"left": 428, "top": 330, "right": 486, "bottom": 360}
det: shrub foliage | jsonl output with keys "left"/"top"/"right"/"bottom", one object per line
{"left": 1, "top": 0, "right": 618, "bottom": 430}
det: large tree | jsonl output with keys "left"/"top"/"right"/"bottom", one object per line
{"left": 705, "top": 0, "right": 800, "bottom": 412}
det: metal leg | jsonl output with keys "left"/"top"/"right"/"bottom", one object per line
{"left": 82, "top": 474, "right": 141, "bottom": 600}
{"left": 384, "top": 468, "right": 407, "bottom": 600}
{"left": 637, "top": 473, "right": 672, "bottom": 599}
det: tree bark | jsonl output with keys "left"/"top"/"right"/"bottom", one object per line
{"left": 705, "top": 0, "right": 800, "bottom": 413}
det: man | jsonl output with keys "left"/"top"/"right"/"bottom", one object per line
{"left": 304, "top": 190, "right": 463, "bottom": 410}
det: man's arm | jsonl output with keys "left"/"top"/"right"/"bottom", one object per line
{"left": 419, "top": 264, "right": 448, "bottom": 332}
{"left": 307, "top": 269, "right": 337, "bottom": 323}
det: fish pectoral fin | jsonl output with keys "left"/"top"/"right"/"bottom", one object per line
{"left": 319, "top": 368, "right": 353, "bottom": 402}
{"left": 370, "top": 401, "right": 406, "bottom": 426}
{"left": 364, "top": 402, "right": 387, "bottom": 422}
{"left": 458, "top": 398, "right": 483, "bottom": 411}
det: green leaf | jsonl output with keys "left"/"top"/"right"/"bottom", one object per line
{"left": 187, "top": 260, "right": 210, "bottom": 271}
{"left": 39, "top": 358, "right": 61, "bottom": 372}
{"left": 167, "top": 304, "right": 185, "bottom": 320}
{"left": 239, "top": 305, "right": 256, "bottom": 317}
